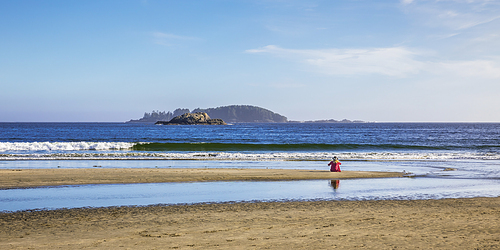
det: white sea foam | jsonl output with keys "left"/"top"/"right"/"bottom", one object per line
{"left": 0, "top": 142, "right": 135, "bottom": 152}
{"left": 0, "top": 151, "right": 499, "bottom": 160}
{"left": 1, "top": 142, "right": 499, "bottom": 160}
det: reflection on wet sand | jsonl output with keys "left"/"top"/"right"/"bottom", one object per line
{"left": 330, "top": 179, "right": 340, "bottom": 190}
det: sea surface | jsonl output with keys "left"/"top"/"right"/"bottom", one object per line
{"left": 1, "top": 122, "right": 500, "bottom": 212}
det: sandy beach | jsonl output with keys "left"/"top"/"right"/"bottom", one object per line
{"left": 1, "top": 168, "right": 498, "bottom": 249}
{"left": 1, "top": 197, "right": 499, "bottom": 249}
{"left": 0, "top": 168, "right": 405, "bottom": 189}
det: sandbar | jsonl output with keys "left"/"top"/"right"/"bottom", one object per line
{"left": 0, "top": 168, "right": 405, "bottom": 189}
{"left": 1, "top": 197, "right": 499, "bottom": 249}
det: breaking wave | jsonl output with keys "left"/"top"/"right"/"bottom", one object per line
{"left": 2, "top": 141, "right": 499, "bottom": 153}
{"left": 0, "top": 142, "right": 135, "bottom": 151}
{"left": 1, "top": 142, "right": 499, "bottom": 160}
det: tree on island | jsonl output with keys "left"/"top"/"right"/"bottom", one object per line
{"left": 128, "top": 108, "right": 190, "bottom": 123}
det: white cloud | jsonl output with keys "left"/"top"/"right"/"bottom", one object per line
{"left": 246, "top": 45, "right": 500, "bottom": 79}
{"left": 247, "top": 45, "right": 425, "bottom": 77}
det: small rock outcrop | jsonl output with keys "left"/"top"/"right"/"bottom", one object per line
{"left": 155, "top": 112, "right": 227, "bottom": 125}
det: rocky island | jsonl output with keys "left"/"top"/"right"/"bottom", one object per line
{"left": 192, "top": 105, "right": 287, "bottom": 123}
{"left": 129, "top": 105, "right": 364, "bottom": 124}
{"left": 128, "top": 105, "right": 287, "bottom": 123}
{"left": 155, "top": 112, "right": 227, "bottom": 125}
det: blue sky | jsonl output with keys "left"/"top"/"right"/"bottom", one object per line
{"left": 1, "top": 0, "right": 499, "bottom": 122}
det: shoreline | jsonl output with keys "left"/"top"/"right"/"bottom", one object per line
{"left": 0, "top": 168, "right": 405, "bottom": 189}
{"left": 1, "top": 197, "right": 499, "bottom": 249}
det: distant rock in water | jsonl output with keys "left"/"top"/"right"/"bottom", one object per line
{"left": 288, "top": 119, "right": 365, "bottom": 123}
{"left": 155, "top": 112, "right": 227, "bottom": 125}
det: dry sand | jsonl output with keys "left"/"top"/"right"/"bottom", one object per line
{"left": 0, "top": 168, "right": 405, "bottom": 189}
{"left": 1, "top": 198, "right": 499, "bottom": 249}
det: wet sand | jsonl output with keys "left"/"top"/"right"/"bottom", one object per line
{"left": 1, "top": 197, "right": 499, "bottom": 249}
{"left": 1, "top": 168, "right": 498, "bottom": 249}
{"left": 0, "top": 168, "right": 405, "bottom": 189}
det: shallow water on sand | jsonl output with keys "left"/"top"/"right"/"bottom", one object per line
{"left": 2, "top": 177, "right": 500, "bottom": 212}
{"left": 1, "top": 160, "right": 499, "bottom": 212}
{"left": 2, "top": 159, "right": 499, "bottom": 178}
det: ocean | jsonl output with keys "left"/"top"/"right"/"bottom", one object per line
{"left": 1, "top": 122, "right": 500, "bottom": 212}
{"left": 2, "top": 122, "right": 500, "bottom": 161}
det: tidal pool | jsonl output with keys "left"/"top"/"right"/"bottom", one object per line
{"left": 2, "top": 177, "right": 500, "bottom": 212}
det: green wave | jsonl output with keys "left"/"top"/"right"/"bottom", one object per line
{"left": 131, "top": 142, "right": 446, "bottom": 152}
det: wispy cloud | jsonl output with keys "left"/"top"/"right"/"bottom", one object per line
{"left": 152, "top": 32, "right": 201, "bottom": 46}
{"left": 401, "top": 0, "right": 500, "bottom": 31}
{"left": 248, "top": 80, "right": 306, "bottom": 89}
{"left": 400, "top": 0, "right": 414, "bottom": 4}
{"left": 247, "top": 45, "right": 425, "bottom": 77}
{"left": 246, "top": 45, "right": 500, "bottom": 79}
{"left": 153, "top": 32, "right": 199, "bottom": 40}
{"left": 431, "top": 59, "right": 500, "bottom": 79}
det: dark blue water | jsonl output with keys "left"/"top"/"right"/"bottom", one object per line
{"left": 1, "top": 122, "right": 499, "bottom": 146}
{"left": 1, "top": 122, "right": 499, "bottom": 160}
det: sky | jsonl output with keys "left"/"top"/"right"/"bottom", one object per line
{"left": 1, "top": 0, "right": 499, "bottom": 122}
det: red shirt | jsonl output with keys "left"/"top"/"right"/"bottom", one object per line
{"left": 328, "top": 161, "right": 341, "bottom": 172}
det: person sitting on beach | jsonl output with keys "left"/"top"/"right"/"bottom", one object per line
{"left": 328, "top": 156, "right": 341, "bottom": 172}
